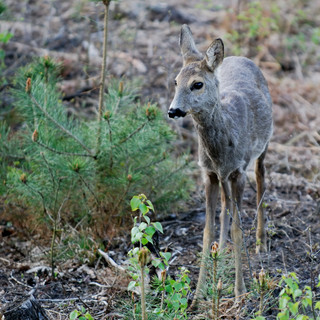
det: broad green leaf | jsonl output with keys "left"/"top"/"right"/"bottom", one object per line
{"left": 302, "top": 297, "right": 312, "bottom": 308}
{"left": 84, "top": 313, "right": 94, "bottom": 320}
{"left": 146, "top": 200, "right": 154, "bottom": 211}
{"left": 293, "top": 289, "right": 302, "bottom": 300}
{"left": 279, "top": 296, "right": 289, "bottom": 310}
{"left": 139, "top": 222, "right": 148, "bottom": 231}
{"left": 153, "top": 222, "right": 163, "bottom": 233}
{"left": 144, "top": 215, "right": 150, "bottom": 224}
{"left": 70, "top": 310, "right": 80, "bottom": 320}
{"left": 288, "top": 301, "right": 299, "bottom": 315}
{"left": 173, "top": 282, "right": 183, "bottom": 291}
{"left": 141, "top": 237, "right": 149, "bottom": 245}
{"left": 131, "top": 226, "right": 139, "bottom": 237}
{"left": 277, "top": 310, "right": 289, "bottom": 320}
{"left": 165, "top": 284, "right": 173, "bottom": 293}
{"left": 158, "top": 262, "right": 165, "bottom": 270}
{"left": 315, "top": 301, "right": 320, "bottom": 310}
{"left": 145, "top": 235, "right": 153, "bottom": 244}
{"left": 145, "top": 226, "right": 156, "bottom": 236}
{"left": 172, "top": 301, "right": 180, "bottom": 310}
{"left": 130, "top": 196, "right": 141, "bottom": 211}
{"left": 132, "top": 231, "right": 143, "bottom": 243}
{"left": 160, "top": 251, "right": 171, "bottom": 261}
{"left": 152, "top": 259, "right": 161, "bottom": 268}
{"left": 296, "top": 315, "right": 308, "bottom": 320}
{"left": 81, "top": 306, "right": 86, "bottom": 314}
{"left": 128, "top": 281, "right": 137, "bottom": 291}
{"left": 253, "top": 317, "right": 265, "bottom": 320}
{"left": 139, "top": 203, "right": 149, "bottom": 215}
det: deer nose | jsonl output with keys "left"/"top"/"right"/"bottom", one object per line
{"left": 168, "top": 108, "right": 187, "bottom": 118}
{"left": 168, "top": 108, "right": 177, "bottom": 118}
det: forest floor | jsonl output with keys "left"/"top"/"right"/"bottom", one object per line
{"left": 1, "top": 0, "right": 320, "bottom": 319}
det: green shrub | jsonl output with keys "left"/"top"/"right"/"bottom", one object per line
{"left": 2, "top": 57, "right": 191, "bottom": 232}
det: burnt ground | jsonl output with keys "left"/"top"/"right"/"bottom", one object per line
{"left": 1, "top": 0, "right": 320, "bottom": 319}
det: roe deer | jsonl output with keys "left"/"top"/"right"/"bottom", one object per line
{"left": 168, "top": 25, "right": 273, "bottom": 301}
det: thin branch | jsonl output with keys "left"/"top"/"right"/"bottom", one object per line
{"left": 119, "top": 121, "right": 148, "bottom": 145}
{"left": 35, "top": 139, "right": 95, "bottom": 158}
{"left": 40, "top": 152, "right": 56, "bottom": 188}
{"left": 78, "top": 173, "right": 100, "bottom": 205}
{"left": 0, "top": 151, "right": 24, "bottom": 160}
{"left": 96, "top": 0, "right": 111, "bottom": 155}
{"left": 29, "top": 94, "right": 93, "bottom": 155}
{"left": 98, "top": 249, "right": 126, "bottom": 273}
{"left": 106, "top": 117, "right": 113, "bottom": 170}
{"left": 25, "top": 181, "right": 48, "bottom": 217}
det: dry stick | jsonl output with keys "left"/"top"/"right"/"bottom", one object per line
{"left": 29, "top": 94, "right": 93, "bottom": 156}
{"left": 212, "top": 245, "right": 218, "bottom": 320}
{"left": 138, "top": 248, "right": 148, "bottom": 320}
{"left": 308, "top": 228, "right": 317, "bottom": 320}
{"left": 96, "top": 0, "right": 111, "bottom": 156}
{"left": 160, "top": 270, "right": 166, "bottom": 311}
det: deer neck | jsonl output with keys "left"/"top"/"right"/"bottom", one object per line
{"left": 192, "top": 100, "right": 231, "bottom": 165}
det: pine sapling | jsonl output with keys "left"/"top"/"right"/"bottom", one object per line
{"left": 258, "top": 268, "right": 266, "bottom": 316}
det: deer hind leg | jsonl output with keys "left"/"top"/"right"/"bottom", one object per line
{"left": 193, "top": 172, "right": 219, "bottom": 302}
{"left": 255, "top": 146, "right": 268, "bottom": 253}
{"left": 230, "top": 172, "right": 246, "bottom": 297}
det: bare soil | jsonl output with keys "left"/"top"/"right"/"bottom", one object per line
{"left": 1, "top": 0, "right": 320, "bottom": 319}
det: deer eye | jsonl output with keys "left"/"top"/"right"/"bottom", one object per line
{"left": 191, "top": 82, "right": 203, "bottom": 91}
{"left": 174, "top": 80, "right": 177, "bottom": 86}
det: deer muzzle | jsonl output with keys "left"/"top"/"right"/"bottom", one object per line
{"left": 168, "top": 108, "right": 187, "bottom": 118}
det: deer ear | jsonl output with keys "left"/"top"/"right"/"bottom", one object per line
{"left": 205, "top": 38, "right": 224, "bottom": 71}
{"left": 180, "top": 24, "right": 202, "bottom": 66}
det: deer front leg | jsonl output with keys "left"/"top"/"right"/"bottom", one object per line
{"left": 219, "top": 181, "right": 231, "bottom": 248}
{"left": 230, "top": 173, "right": 247, "bottom": 297}
{"left": 255, "top": 147, "right": 268, "bottom": 253}
{"left": 193, "top": 172, "right": 219, "bottom": 303}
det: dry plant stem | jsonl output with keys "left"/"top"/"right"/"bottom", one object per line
{"left": 51, "top": 196, "right": 68, "bottom": 278}
{"left": 30, "top": 94, "right": 93, "bottom": 155}
{"left": 160, "top": 272, "right": 166, "bottom": 311}
{"left": 308, "top": 228, "right": 317, "bottom": 320}
{"left": 140, "top": 266, "right": 147, "bottom": 320}
{"left": 212, "top": 258, "right": 217, "bottom": 319}
{"left": 259, "top": 289, "right": 264, "bottom": 315}
{"left": 96, "top": 0, "right": 111, "bottom": 155}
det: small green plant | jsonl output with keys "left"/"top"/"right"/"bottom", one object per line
{"left": 277, "top": 273, "right": 320, "bottom": 320}
{"left": 126, "top": 194, "right": 191, "bottom": 319}
{"left": 69, "top": 306, "right": 94, "bottom": 320}
{"left": 226, "top": 1, "right": 279, "bottom": 56}
{"left": 251, "top": 273, "right": 320, "bottom": 320}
